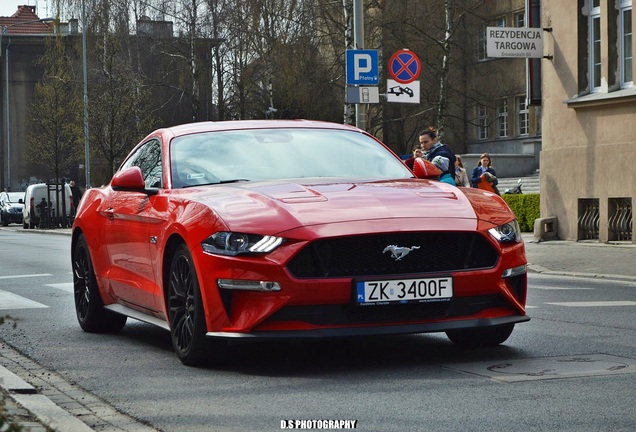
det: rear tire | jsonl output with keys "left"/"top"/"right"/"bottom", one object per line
{"left": 73, "top": 234, "right": 127, "bottom": 332}
{"left": 446, "top": 324, "right": 514, "bottom": 348}
{"left": 168, "top": 244, "right": 211, "bottom": 366}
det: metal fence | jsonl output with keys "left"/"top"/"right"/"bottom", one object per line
{"left": 608, "top": 198, "right": 633, "bottom": 242}
{"left": 578, "top": 198, "right": 599, "bottom": 240}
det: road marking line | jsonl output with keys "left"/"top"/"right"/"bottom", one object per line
{"left": 546, "top": 301, "right": 636, "bottom": 307}
{"left": 0, "top": 273, "right": 52, "bottom": 279}
{"left": 0, "top": 290, "right": 48, "bottom": 310}
{"left": 45, "top": 283, "right": 73, "bottom": 293}
{"left": 530, "top": 286, "right": 593, "bottom": 290}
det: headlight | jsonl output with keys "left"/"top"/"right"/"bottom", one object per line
{"left": 488, "top": 220, "right": 522, "bottom": 243}
{"left": 201, "top": 232, "right": 284, "bottom": 256}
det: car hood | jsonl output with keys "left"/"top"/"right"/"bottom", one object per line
{"left": 188, "top": 178, "right": 511, "bottom": 234}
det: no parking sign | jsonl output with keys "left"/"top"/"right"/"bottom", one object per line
{"left": 388, "top": 49, "right": 421, "bottom": 84}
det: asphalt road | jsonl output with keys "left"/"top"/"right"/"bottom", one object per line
{"left": 1, "top": 228, "right": 635, "bottom": 431}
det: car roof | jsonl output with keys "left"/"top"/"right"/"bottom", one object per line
{"left": 157, "top": 120, "right": 362, "bottom": 138}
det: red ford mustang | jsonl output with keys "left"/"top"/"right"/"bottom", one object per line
{"left": 71, "top": 120, "right": 528, "bottom": 365}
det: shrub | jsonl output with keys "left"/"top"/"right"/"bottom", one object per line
{"left": 501, "top": 194, "right": 540, "bottom": 232}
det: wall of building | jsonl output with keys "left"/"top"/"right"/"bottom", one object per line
{"left": 541, "top": 1, "right": 635, "bottom": 243}
{"left": 461, "top": 0, "right": 542, "bottom": 174}
{"left": 1, "top": 39, "right": 48, "bottom": 191}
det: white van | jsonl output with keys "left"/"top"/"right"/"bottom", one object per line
{"left": 22, "top": 183, "right": 74, "bottom": 229}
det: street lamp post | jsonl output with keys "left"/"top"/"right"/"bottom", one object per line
{"left": 1, "top": 17, "right": 54, "bottom": 190}
{"left": 81, "top": 0, "right": 90, "bottom": 189}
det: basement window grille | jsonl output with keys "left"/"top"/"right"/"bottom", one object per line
{"left": 608, "top": 197, "right": 633, "bottom": 242}
{"left": 578, "top": 198, "right": 599, "bottom": 240}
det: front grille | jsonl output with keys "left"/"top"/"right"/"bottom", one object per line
{"left": 265, "top": 295, "right": 507, "bottom": 326}
{"left": 287, "top": 232, "right": 498, "bottom": 278}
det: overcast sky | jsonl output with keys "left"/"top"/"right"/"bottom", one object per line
{"left": 1, "top": 1, "right": 51, "bottom": 19}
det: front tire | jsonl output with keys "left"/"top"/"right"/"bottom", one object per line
{"left": 446, "top": 324, "right": 515, "bottom": 348}
{"left": 73, "top": 234, "right": 127, "bottom": 332}
{"left": 168, "top": 244, "right": 210, "bottom": 366}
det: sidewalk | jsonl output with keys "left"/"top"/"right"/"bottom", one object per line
{"left": 2, "top": 228, "right": 636, "bottom": 431}
{"left": 522, "top": 233, "right": 636, "bottom": 280}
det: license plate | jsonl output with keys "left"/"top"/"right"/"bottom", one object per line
{"left": 355, "top": 276, "right": 453, "bottom": 305}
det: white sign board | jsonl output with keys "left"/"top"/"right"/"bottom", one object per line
{"left": 487, "top": 27, "right": 543, "bottom": 58}
{"left": 386, "top": 79, "right": 420, "bottom": 104}
{"left": 346, "top": 86, "right": 380, "bottom": 103}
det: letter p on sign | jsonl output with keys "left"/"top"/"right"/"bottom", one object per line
{"left": 354, "top": 54, "right": 372, "bottom": 79}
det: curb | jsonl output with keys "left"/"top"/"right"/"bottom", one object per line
{"left": 526, "top": 264, "right": 636, "bottom": 282}
{"left": 0, "top": 342, "right": 159, "bottom": 432}
{"left": 1, "top": 364, "right": 94, "bottom": 431}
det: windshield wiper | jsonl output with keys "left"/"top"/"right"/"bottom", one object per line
{"left": 218, "top": 178, "right": 250, "bottom": 184}
{"left": 181, "top": 179, "right": 250, "bottom": 188}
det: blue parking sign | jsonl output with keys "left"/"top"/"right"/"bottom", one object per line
{"left": 346, "top": 50, "right": 379, "bottom": 85}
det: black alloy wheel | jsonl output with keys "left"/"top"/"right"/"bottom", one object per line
{"left": 73, "top": 234, "right": 127, "bottom": 332}
{"left": 168, "top": 244, "right": 210, "bottom": 366}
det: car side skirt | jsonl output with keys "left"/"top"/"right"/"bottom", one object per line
{"left": 104, "top": 303, "right": 170, "bottom": 330}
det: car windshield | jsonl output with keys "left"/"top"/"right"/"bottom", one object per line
{"left": 169, "top": 128, "right": 412, "bottom": 188}
{"left": 6, "top": 192, "right": 23, "bottom": 203}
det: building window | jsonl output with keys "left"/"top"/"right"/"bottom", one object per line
{"left": 479, "top": 26, "right": 487, "bottom": 60}
{"left": 497, "top": 99, "right": 508, "bottom": 138}
{"left": 589, "top": 0, "right": 601, "bottom": 91}
{"left": 478, "top": 105, "right": 488, "bottom": 140}
{"left": 514, "top": 11, "right": 525, "bottom": 28}
{"left": 496, "top": 17, "right": 506, "bottom": 27}
{"left": 516, "top": 97, "right": 528, "bottom": 136}
{"left": 620, "top": 1, "right": 633, "bottom": 87}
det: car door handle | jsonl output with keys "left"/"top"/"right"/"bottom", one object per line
{"left": 105, "top": 208, "right": 115, "bottom": 220}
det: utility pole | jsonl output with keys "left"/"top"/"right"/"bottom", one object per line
{"left": 353, "top": 0, "right": 365, "bottom": 130}
{"left": 82, "top": 0, "right": 90, "bottom": 188}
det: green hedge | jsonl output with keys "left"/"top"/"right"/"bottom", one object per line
{"left": 501, "top": 194, "right": 540, "bottom": 232}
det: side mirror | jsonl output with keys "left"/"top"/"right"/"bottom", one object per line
{"left": 412, "top": 158, "right": 442, "bottom": 179}
{"left": 110, "top": 166, "right": 158, "bottom": 195}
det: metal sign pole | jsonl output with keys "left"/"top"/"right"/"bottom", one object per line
{"left": 353, "top": 0, "right": 364, "bottom": 130}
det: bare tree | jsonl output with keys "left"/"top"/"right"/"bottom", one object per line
{"left": 89, "top": 33, "right": 158, "bottom": 182}
{"left": 27, "top": 35, "right": 83, "bottom": 184}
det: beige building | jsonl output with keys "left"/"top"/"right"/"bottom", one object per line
{"left": 541, "top": 0, "right": 634, "bottom": 243}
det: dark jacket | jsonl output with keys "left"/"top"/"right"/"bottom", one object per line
{"left": 470, "top": 166, "right": 498, "bottom": 188}
{"left": 425, "top": 143, "right": 456, "bottom": 181}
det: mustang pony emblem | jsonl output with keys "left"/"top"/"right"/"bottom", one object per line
{"left": 382, "top": 245, "right": 421, "bottom": 261}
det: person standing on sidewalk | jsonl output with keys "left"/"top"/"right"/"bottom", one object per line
{"left": 454, "top": 155, "right": 470, "bottom": 187}
{"left": 69, "top": 180, "right": 83, "bottom": 216}
{"left": 470, "top": 153, "right": 500, "bottom": 195}
{"left": 419, "top": 127, "right": 456, "bottom": 183}
{"left": 404, "top": 147, "right": 423, "bottom": 170}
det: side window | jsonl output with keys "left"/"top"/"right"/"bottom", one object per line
{"left": 121, "top": 139, "right": 163, "bottom": 188}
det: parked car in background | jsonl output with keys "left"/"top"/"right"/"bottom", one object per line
{"left": 72, "top": 120, "right": 529, "bottom": 366}
{"left": 0, "top": 191, "right": 25, "bottom": 226}
{"left": 22, "top": 183, "right": 73, "bottom": 229}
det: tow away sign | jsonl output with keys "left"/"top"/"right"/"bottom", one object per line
{"left": 487, "top": 27, "right": 543, "bottom": 58}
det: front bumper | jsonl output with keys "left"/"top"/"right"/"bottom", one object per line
{"left": 1, "top": 211, "right": 23, "bottom": 224}
{"left": 195, "top": 249, "right": 528, "bottom": 338}
{"left": 206, "top": 315, "right": 530, "bottom": 339}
